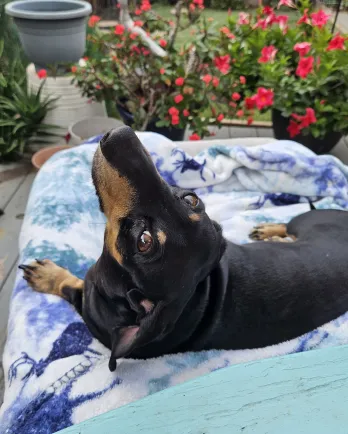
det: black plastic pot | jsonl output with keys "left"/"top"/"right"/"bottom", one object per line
{"left": 117, "top": 103, "right": 186, "bottom": 142}
{"left": 272, "top": 109, "right": 342, "bottom": 155}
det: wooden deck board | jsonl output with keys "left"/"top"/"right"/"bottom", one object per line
{"left": 0, "top": 171, "right": 36, "bottom": 290}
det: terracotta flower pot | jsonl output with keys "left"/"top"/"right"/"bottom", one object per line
{"left": 31, "top": 145, "right": 71, "bottom": 170}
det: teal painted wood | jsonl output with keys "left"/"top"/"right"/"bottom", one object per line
{"left": 59, "top": 344, "right": 348, "bottom": 434}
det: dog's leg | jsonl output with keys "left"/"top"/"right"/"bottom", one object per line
{"left": 249, "top": 224, "right": 296, "bottom": 242}
{"left": 19, "top": 259, "right": 84, "bottom": 313}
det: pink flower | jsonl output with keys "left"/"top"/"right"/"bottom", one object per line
{"left": 276, "top": 15, "right": 289, "bottom": 31}
{"left": 294, "top": 42, "right": 311, "bottom": 57}
{"left": 258, "top": 46, "right": 278, "bottom": 63}
{"left": 217, "top": 114, "right": 224, "bottom": 122}
{"left": 220, "top": 26, "right": 235, "bottom": 39}
{"left": 247, "top": 117, "right": 254, "bottom": 125}
{"left": 236, "top": 110, "right": 244, "bottom": 118}
{"left": 277, "top": 0, "right": 295, "bottom": 7}
{"left": 297, "top": 9, "right": 310, "bottom": 25}
{"left": 71, "top": 65, "right": 77, "bottom": 73}
{"left": 262, "top": 6, "right": 274, "bottom": 15}
{"left": 183, "top": 109, "right": 190, "bottom": 117}
{"left": 327, "top": 34, "right": 346, "bottom": 51}
{"left": 202, "top": 74, "right": 212, "bottom": 84}
{"left": 159, "top": 39, "right": 167, "bottom": 48}
{"left": 168, "top": 107, "right": 179, "bottom": 116}
{"left": 232, "top": 92, "right": 241, "bottom": 101}
{"left": 171, "top": 115, "right": 180, "bottom": 126}
{"left": 175, "top": 77, "right": 185, "bottom": 86}
{"left": 189, "top": 133, "right": 201, "bottom": 141}
{"left": 214, "top": 55, "right": 231, "bottom": 75}
{"left": 114, "top": 24, "right": 125, "bottom": 35}
{"left": 254, "top": 88, "right": 274, "bottom": 110}
{"left": 240, "top": 76, "right": 246, "bottom": 85}
{"left": 129, "top": 32, "right": 137, "bottom": 40}
{"left": 174, "top": 94, "right": 184, "bottom": 104}
{"left": 238, "top": 13, "right": 250, "bottom": 25}
{"left": 296, "top": 56, "right": 314, "bottom": 78}
{"left": 212, "top": 77, "right": 220, "bottom": 87}
{"left": 311, "top": 9, "right": 330, "bottom": 28}
{"left": 133, "top": 20, "right": 143, "bottom": 27}
{"left": 88, "top": 15, "right": 101, "bottom": 27}
{"left": 160, "top": 68, "right": 165, "bottom": 75}
{"left": 37, "top": 69, "right": 47, "bottom": 79}
{"left": 245, "top": 96, "right": 257, "bottom": 110}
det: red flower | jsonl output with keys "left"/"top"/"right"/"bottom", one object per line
{"left": 135, "top": 8, "right": 142, "bottom": 15}
{"left": 88, "top": 15, "right": 101, "bottom": 27}
{"left": 214, "top": 55, "right": 231, "bottom": 75}
{"left": 37, "top": 69, "right": 47, "bottom": 79}
{"left": 254, "top": 88, "right": 274, "bottom": 110}
{"left": 294, "top": 42, "right": 311, "bottom": 57}
{"left": 189, "top": 133, "right": 201, "bottom": 141}
{"left": 291, "top": 108, "right": 317, "bottom": 128}
{"left": 311, "top": 9, "right": 330, "bottom": 29}
{"left": 217, "top": 114, "right": 224, "bottom": 122}
{"left": 71, "top": 66, "right": 77, "bottom": 73}
{"left": 320, "top": 100, "right": 326, "bottom": 105}
{"left": 211, "top": 95, "right": 217, "bottom": 101}
{"left": 189, "top": 3, "right": 196, "bottom": 11}
{"left": 171, "top": 115, "right": 180, "bottom": 126}
{"left": 258, "top": 45, "right": 278, "bottom": 63}
{"left": 247, "top": 117, "right": 254, "bottom": 125}
{"left": 159, "top": 39, "right": 167, "bottom": 48}
{"left": 83, "top": 57, "right": 89, "bottom": 61}
{"left": 129, "top": 32, "right": 137, "bottom": 40}
{"left": 160, "top": 68, "right": 165, "bottom": 75}
{"left": 133, "top": 20, "right": 143, "bottom": 27}
{"left": 183, "top": 109, "right": 190, "bottom": 117}
{"left": 229, "top": 101, "right": 237, "bottom": 108}
{"left": 287, "top": 120, "right": 301, "bottom": 138}
{"left": 245, "top": 96, "right": 257, "bottom": 110}
{"left": 297, "top": 9, "right": 310, "bottom": 25}
{"left": 142, "top": 48, "right": 150, "bottom": 56}
{"left": 174, "top": 94, "right": 184, "bottom": 104}
{"left": 202, "top": 74, "right": 212, "bottom": 84}
{"left": 296, "top": 56, "right": 314, "bottom": 78}
{"left": 255, "top": 18, "right": 268, "bottom": 30}
{"left": 141, "top": 0, "right": 151, "bottom": 11}
{"left": 212, "top": 77, "right": 220, "bottom": 88}
{"left": 240, "top": 76, "right": 246, "bottom": 85}
{"left": 232, "top": 92, "right": 241, "bottom": 101}
{"left": 168, "top": 107, "right": 179, "bottom": 116}
{"left": 262, "top": 6, "right": 274, "bottom": 15}
{"left": 131, "top": 45, "right": 140, "bottom": 54}
{"left": 236, "top": 110, "right": 244, "bottom": 118}
{"left": 238, "top": 12, "right": 249, "bottom": 25}
{"left": 114, "top": 24, "right": 125, "bottom": 35}
{"left": 175, "top": 77, "right": 185, "bottom": 86}
{"left": 327, "top": 34, "right": 346, "bottom": 51}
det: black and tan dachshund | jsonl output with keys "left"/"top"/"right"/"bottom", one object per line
{"left": 20, "top": 126, "right": 348, "bottom": 371}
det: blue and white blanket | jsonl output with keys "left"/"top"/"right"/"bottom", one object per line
{"left": 1, "top": 132, "right": 348, "bottom": 434}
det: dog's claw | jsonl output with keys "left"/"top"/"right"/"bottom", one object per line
{"left": 35, "top": 258, "right": 45, "bottom": 265}
{"left": 18, "top": 264, "right": 36, "bottom": 272}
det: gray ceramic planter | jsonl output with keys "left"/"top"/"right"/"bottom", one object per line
{"left": 5, "top": 0, "right": 92, "bottom": 69}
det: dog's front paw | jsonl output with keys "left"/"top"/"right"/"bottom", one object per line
{"left": 249, "top": 223, "right": 287, "bottom": 241}
{"left": 19, "top": 259, "right": 68, "bottom": 296}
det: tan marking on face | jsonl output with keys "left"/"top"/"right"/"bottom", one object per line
{"left": 157, "top": 230, "right": 167, "bottom": 245}
{"left": 93, "top": 146, "right": 136, "bottom": 264}
{"left": 189, "top": 213, "right": 201, "bottom": 222}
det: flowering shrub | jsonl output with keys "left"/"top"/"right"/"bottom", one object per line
{"left": 71, "top": 1, "right": 245, "bottom": 139}
{"left": 219, "top": 0, "right": 348, "bottom": 138}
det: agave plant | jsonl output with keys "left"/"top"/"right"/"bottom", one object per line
{"left": 0, "top": 79, "right": 59, "bottom": 161}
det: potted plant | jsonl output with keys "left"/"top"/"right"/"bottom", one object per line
{"left": 218, "top": 0, "right": 348, "bottom": 154}
{"left": 5, "top": 0, "right": 92, "bottom": 69}
{"left": 71, "top": 0, "right": 246, "bottom": 141}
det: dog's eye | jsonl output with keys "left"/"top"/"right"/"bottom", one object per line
{"left": 184, "top": 194, "right": 199, "bottom": 207}
{"left": 138, "top": 231, "right": 153, "bottom": 253}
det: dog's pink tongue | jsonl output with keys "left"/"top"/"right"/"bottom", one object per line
{"left": 109, "top": 325, "right": 139, "bottom": 372}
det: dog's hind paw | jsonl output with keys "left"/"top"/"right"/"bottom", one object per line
{"left": 249, "top": 223, "right": 287, "bottom": 241}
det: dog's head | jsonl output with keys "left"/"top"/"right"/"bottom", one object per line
{"left": 92, "top": 126, "right": 225, "bottom": 369}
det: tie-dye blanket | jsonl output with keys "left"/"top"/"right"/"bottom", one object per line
{"left": 1, "top": 132, "right": 348, "bottom": 434}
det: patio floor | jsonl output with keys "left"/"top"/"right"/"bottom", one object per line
{"left": 0, "top": 126, "right": 347, "bottom": 405}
